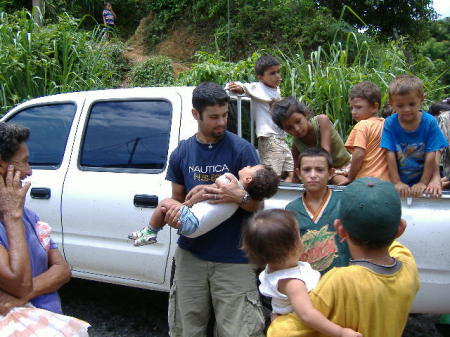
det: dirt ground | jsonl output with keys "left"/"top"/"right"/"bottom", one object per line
{"left": 123, "top": 15, "right": 202, "bottom": 81}
{"left": 60, "top": 278, "right": 450, "bottom": 337}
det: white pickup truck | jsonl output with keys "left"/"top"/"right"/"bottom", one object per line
{"left": 1, "top": 87, "right": 449, "bottom": 313}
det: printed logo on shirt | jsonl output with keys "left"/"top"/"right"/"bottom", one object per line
{"left": 300, "top": 226, "right": 337, "bottom": 272}
{"left": 396, "top": 142, "right": 425, "bottom": 182}
{"left": 396, "top": 142, "right": 425, "bottom": 164}
{"left": 189, "top": 164, "right": 230, "bottom": 183}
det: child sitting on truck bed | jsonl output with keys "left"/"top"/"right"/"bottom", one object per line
{"left": 128, "top": 165, "right": 279, "bottom": 246}
{"left": 271, "top": 97, "right": 351, "bottom": 184}
{"left": 429, "top": 99, "right": 450, "bottom": 189}
{"left": 340, "top": 81, "right": 390, "bottom": 184}
{"left": 381, "top": 75, "right": 448, "bottom": 198}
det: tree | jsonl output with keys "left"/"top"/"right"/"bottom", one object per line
{"left": 318, "top": 0, "right": 437, "bottom": 41}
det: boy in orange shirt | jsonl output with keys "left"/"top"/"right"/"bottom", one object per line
{"left": 340, "top": 81, "right": 390, "bottom": 185}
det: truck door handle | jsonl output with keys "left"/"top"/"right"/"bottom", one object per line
{"left": 30, "top": 187, "right": 51, "bottom": 200}
{"left": 134, "top": 194, "right": 158, "bottom": 208}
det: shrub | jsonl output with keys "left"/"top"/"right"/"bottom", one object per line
{"left": 176, "top": 35, "right": 448, "bottom": 139}
{"left": 129, "top": 56, "right": 174, "bottom": 87}
{"left": 0, "top": 10, "right": 126, "bottom": 114}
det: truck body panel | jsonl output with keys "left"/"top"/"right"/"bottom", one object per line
{"left": 2, "top": 87, "right": 450, "bottom": 313}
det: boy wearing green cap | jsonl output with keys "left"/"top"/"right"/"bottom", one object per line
{"left": 268, "top": 177, "right": 420, "bottom": 337}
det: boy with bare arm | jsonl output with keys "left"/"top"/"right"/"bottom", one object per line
{"left": 381, "top": 75, "right": 448, "bottom": 197}
{"left": 227, "top": 55, "right": 294, "bottom": 181}
{"left": 340, "top": 81, "right": 389, "bottom": 185}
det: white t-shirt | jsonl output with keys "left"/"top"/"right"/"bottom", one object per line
{"left": 241, "top": 82, "right": 285, "bottom": 138}
{"left": 185, "top": 174, "right": 241, "bottom": 238}
{"left": 259, "top": 261, "right": 320, "bottom": 314}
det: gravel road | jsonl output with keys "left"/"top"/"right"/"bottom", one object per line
{"left": 59, "top": 278, "right": 450, "bottom": 337}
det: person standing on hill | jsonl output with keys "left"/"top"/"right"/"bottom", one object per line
{"left": 102, "top": 2, "right": 116, "bottom": 38}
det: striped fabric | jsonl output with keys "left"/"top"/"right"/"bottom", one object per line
{"left": 0, "top": 305, "right": 90, "bottom": 336}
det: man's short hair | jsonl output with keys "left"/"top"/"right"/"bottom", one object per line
{"left": 388, "top": 75, "right": 424, "bottom": 99}
{"left": 246, "top": 166, "right": 280, "bottom": 201}
{"left": 254, "top": 55, "right": 280, "bottom": 76}
{"left": 339, "top": 177, "right": 401, "bottom": 249}
{"left": 242, "top": 209, "right": 300, "bottom": 267}
{"left": 297, "top": 147, "right": 333, "bottom": 170}
{"left": 348, "top": 81, "right": 381, "bottom": 108}
{"left": 271, "top": 96, "right": 311, "bottom": 129}
{"left": 0, "top": 122, "right": 30, "bottom": 162}
{"left": 192, "top": 82, "right": 230, "bottom": 118}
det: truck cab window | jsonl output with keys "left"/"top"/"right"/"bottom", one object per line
{"left": 7, "top": 103, "right": 76, "bottom": 168}
{"left": 80, "top": 100, "right": 172, "bottom": 171}
{"left": 228, "top": 99, "right": 252, "bottom": 143}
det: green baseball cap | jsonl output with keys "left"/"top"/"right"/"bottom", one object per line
{"left": 339, "top": 177, "right": 401, "bottom": 241}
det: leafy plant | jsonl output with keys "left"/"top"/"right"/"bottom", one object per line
{"left": 129, "top": 56, "right": 174, "bottom": 87}
{"left": 176, "top": 35, "right": 448, "bottom": 139}
{"left": 0, "top": 10, "right": 127, "bottom": 114}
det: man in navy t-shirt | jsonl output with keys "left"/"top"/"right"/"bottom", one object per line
{"left": 166, "top": 82, "right": 265, "bottom": 337}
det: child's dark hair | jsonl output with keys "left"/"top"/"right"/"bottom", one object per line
{"left": 242, "top": 209, "right": 301, "bottom": 267}
{"left": 429, "top": 101, "right": 450, "bottom": 117}
{"left": 297, "top": 147, "right": 333, "bottom": 170}
{"left": 254, "top": 55, "right": 280, "bottom": 76}
{"left": 388, "top": 75, "right": 424, "bottom": 100}
{"left": 246, "top": 166, "right": 280, "bottom": 201}
{"left": 381, "top": 103, "right": 394, "bottom": 118}
{"left": 271, "top": 96, "right": 311, "bottom": 129}
{"left": 348, "top": 81, "right": 381, "bottom": 109}
{"left": 192, "top": 82, "right": 230, "bottom": 118}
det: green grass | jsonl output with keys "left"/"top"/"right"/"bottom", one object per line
{"left": 0, "top": 10, "right": 128, "bottom": 114}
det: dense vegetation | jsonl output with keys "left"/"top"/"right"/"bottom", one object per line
{"left": 0, "top": 10, "right": 127, "bottom": 113}
{"left": 0, "top": 0, "right": 448, "bottom": 138}
{"left": 177, "top": 34, "right": 448, "bottom": 138}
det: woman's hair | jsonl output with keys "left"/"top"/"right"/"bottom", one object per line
{"left": 242, "top": 209, "right": 301, "bottom": 267}
{"left": 271, "top": 96, "right": 311, "bottom": 129}
{"left": 0, "top": 122, "right": 30, "bottom": 162}
{"left": 246, "top": 166, "right": 280, "bottom": 201}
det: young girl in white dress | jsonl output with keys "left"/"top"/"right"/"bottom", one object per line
{"left": 242, "top": 209, "right": 362, "bottom": 337}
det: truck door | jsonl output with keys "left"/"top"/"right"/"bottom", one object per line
{"left": 61, "top": 90, "right": 182, "bottom": 286}
{"left": 2, "top": 100, "right": 81, "bottom": 250}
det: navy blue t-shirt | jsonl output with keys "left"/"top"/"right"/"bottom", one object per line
{"left": 166, "top": 131, "right": 260, "bottom": 263}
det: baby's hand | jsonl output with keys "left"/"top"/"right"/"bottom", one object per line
{"left": 410, "top": 182, "right": 427, "bottom": 198}
{"left": 394, "top": 182, "right": 410, "bottom": 198}
{"left": 340, "top": 328, "right": 363, "bottom": 337}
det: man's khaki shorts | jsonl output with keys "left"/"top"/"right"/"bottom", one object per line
{"left": 168, "top": 248, "right": 265, "bottom": 337}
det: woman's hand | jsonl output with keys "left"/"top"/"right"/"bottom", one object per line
{"left": 0, "top": 165, "right": 30, "bottom": 222}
